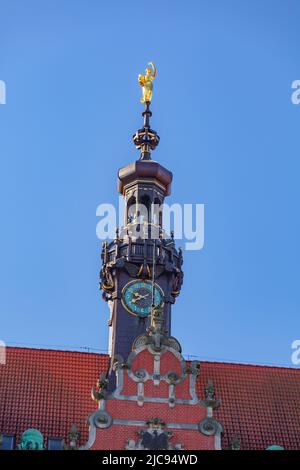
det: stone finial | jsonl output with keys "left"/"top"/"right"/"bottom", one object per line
{"left": 63, "top": 424, "right": 81, "bottom": 450}
{"left": 200, "top": 379, "right": 221, "bottom": 409}
{"left": 229, "top": 437, "right": 241, "bottom": 450}
{"left": 91, "top": 373, "right": 109, "bottom": 402}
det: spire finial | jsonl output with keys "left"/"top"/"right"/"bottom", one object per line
{"left": 133, "top": 63, "right": 160, "bottom": 160}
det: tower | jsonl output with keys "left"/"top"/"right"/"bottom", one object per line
{"left": 100, "top": 98, "right": 183, "bottom": 369}
{"left": 87, "top": 85, "right": 223, "bottom": 449}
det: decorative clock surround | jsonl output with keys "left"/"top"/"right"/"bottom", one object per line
{"left": 121, "top": 280, "right": 164, "bottom": 317}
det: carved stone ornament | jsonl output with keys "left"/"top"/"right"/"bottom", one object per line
{"left": 166, "top": 371, "right": 179, "bottom": 385}
{"left": 63, "top": 424, "right": 81, "bottom": 450}
{"left": 91, "top": 373, "right": 109, "bottom": 402}
{"left": 17, "top": 429, "right": 44, "bottom": 450}
{"left": 93, "top": 410, "right": 113, "bottom": 429}
{"left": 198, "top": 380, "right": 223, "bottom": 439}
{"left": 100, "top": 264, "right": 114, "bottom": 292}
{"left": 229, "top": 437, "right": 241, "bottom": 450}
{"left": 199, "top": 379, "right": 221, "bottom": 409}
{"left": 125, "top": 418, "right": 183, "bottom": 450}
{"left": 134, "top": 368, "right": 148, "bottom": 381}
{"left": 171, "top": 269, "right": 184, "bottom": 296}
{"left": 198, "top": 417, "right": 220, "bottom": 436}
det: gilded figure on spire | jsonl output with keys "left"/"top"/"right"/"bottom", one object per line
{"left": 138, "top": 62, "right": 156, "bottom": 104}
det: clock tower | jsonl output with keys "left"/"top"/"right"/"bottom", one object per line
{"left": 100, "top": 100, "right": 183, "bottom": 373}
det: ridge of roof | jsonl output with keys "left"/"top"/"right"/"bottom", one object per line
{"left": 5, "top": 345, "right": 106, "bottom": 357}
{"left": 4, "top": 345, "right": 300, "bottom": 371}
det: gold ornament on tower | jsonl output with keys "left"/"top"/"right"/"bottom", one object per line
{"left": 138, "top": 62, "right": 156, "bottom": 104}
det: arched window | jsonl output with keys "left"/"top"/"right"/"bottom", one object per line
{"left": 127, "top": 196, "right": 136, "bottom": 224}
{"left": 153, "top": 197, "right": 162, "bottom": 227}
{"left": 139, "top": 194, "right": 151, "bottom": 223}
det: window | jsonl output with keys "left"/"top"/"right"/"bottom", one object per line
{"left": 153, "top": 197, "right": 162, "bottom": 226}
{"left": 140, "top": 195, "right": 151, "bottom": 223}
{"left": 1, "top": 434, "right": 15, "bottom": 450}
{"left": 127, "top": 196, "right": 136, "bottom": 224}
{"left": 47, "top": 437, "right": 64, "bottom": 450}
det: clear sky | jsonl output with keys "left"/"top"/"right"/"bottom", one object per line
{"left": 0, "top": 0, "right": 299, "bottom": 366}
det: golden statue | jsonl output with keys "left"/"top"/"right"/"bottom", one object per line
{"left": 138, "top": 62, "right": 156, "bottom": 104}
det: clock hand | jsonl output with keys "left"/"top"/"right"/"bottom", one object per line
{"left": 132, "top": 292, "right": 150, "bottom": 303}
{"left": 138, "top": 293, "right": 150, "bottom": 299}
{"left": 131, "top": 292, "right": 141, "bottom": 303}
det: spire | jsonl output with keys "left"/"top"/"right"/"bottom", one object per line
{"left": 132, "top": 102, "right": 160, "bottom": 160}
{"left": 133, "top": 62, "right": 160, "bottom": 160}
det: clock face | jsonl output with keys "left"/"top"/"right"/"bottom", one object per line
{"left": 122, "top": 280, "right": 164, "bottom": 317}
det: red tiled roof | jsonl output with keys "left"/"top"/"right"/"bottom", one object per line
{"left": 0, "top": 347, "right": 300, "bottom": 450}
{"left": 198, "top": 361, "right": 300, "bottom": 450}
{"left": 0, "top": 347, "right": 108, "bottom": 447}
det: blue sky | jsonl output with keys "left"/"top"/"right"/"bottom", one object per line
{"left": 0, "top": 0, "right": 299, "bottom": 366}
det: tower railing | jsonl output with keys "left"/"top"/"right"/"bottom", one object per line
{"left": 105, "top": 238, "right": 181, "bottom": 268}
